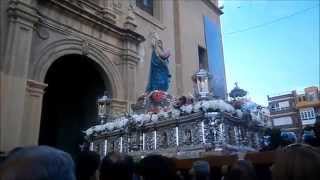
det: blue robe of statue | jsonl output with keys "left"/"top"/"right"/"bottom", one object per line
{"left": 146, "top": 50, "right": 171, "bottom": 92}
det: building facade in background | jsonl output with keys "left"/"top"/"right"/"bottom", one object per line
{"left": 0, "top": 0, "right": 226, "bottom": 153}
{"left": 296, "top": 87, "right": 320, "bottom": 126}
{"left": 268, "top": 86, "right": 320, "bottom": 133}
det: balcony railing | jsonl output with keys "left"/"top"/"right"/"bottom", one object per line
{"left": 269, "top": 107, "right": 296, "bottom": 114}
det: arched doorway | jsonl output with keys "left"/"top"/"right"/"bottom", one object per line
{"left": 39, "top": 54, "right": 110, "bottom": 156}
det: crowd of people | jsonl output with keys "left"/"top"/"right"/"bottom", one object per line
{"left": 0, "top": 120, "right": 319, "bottom": 180}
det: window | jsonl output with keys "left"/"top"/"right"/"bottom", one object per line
{"left": 300, "top": 107, "right": 316, "bottom": 125}
{"left": 302, "top": 96, "right": 306, "bottom": 101}
{"left": 136, "top": 0, "right": 154, "bottom": 15}
{"left": 311, "top": 111, "right": 315, "bottom": 118}
{"left": 271, "top": 101, "right": 290, "bottom": 111}
{"left": 307, "top": 111, "right": 312, "bottom": 119}
{"left": 198, "top": 46, "right": 208, "bottom": 70}
{"left": 300, "top": 112, "right": 304, "bottom": 119}
{"left": 279, "top": 101, "right": 289, "bottom": 110}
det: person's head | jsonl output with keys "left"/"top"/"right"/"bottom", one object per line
{"left": 0, "top": 146, "right": 75, "bottom": 180}
{"left": 138, "top": 154, "right": 176, "bottom": 180}
{"left": 272, "top": 143, "right": 320, "bottom": 180}
{"left": 314, "top": 116, "right": 320, "bottom": 139}
{"left": 269, "top": 128, "right": 282, "bottom": 150}
{"left": 225, "top": 160, "right": 257, "bottom": 180}
{"left": 302, "top": 127, "right": 317, "bottom": 146}
{"left": 189, "top": 161, "right": 210, "bottom": 180}
{"left": 280, "top": 132, "right": 297, "bottom": 147}
{"left": 75, "top": 150, "right": 100, "bottom": 180}
{"left": 100, "top": 152, "right": 134, "bottom": 180}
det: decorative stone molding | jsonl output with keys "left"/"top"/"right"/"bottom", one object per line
{"left": 39, "top": 0, "right": 145, "bottom": 44}
{"left": 120, "top": 51, "right": 140, "bottom": 66}
{"left": 34, "top": 19, "right": 50, "bottom": 40}
{"left": 123, "top": 5, "right": 137, "bottom": 31}
{"left": 41, "top": 0, "right": 145, "bottom": 43}
{"left": 98, "top": 8, "right": 117, "bottom": 24}
{"left": 52, "top": 0, "right": 117, "bottom": 24}
{"left": 31, "top": 38, "right": 125, "bottom": 100}
{"left": 81, "top": 40, "right": 90, "bottom": 56}
{"left": 7, "top": 1, "right": 39, "bottom": 22}
{"left": 26, "top": 80, "right": 47, "bottom": 97}
{"left": 111, "top": 98, "right": 128, "bottom": 113}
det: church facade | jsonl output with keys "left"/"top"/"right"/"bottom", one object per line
{"left": 0, "top": 0, "right": 225, "bottom": 153}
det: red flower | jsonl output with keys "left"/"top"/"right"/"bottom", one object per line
{"left": 151, "top": 91, "right": 166, "bottom": 103}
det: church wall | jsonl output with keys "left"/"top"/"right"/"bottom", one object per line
{"left": 0, "top": 0, "right": 9, "bottom": 64}
{"left": 0, "top": 0, "right": 39, "bottom": 151}
{"left": 178, "top": 0, "right": 222, "bottom": 96}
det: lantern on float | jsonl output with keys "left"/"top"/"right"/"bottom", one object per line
{"left": 97, "top": 92, "right": 112, "bottom": 124}
{"left": 192, "top": 69, "right": 212, "bottom": 99}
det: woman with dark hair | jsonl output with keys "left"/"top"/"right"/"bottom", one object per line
{"left": 138, "top": 155, "right": 176, "bottom": 180}
{"left": 99, "top": 152, "right": 134, "bottom": 180}
{"left": 272, "top": 143, "right": 320, "bottom": 180}
{"left": 75, "top": 150, "right": 100, "bottom": 180}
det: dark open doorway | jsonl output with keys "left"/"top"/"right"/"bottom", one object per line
{"left": 39, "top": 54, "right": 108, "bottom": 157}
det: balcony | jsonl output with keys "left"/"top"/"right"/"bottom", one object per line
{"left": 269, "top": 107, "right": 296, "bottom": 114}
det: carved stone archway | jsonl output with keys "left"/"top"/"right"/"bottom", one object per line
{"left": 19, "top": 39, "right": 128, "bottom": 149}
{"left": 31, "top": 38, "right": 124, "bottom": 101}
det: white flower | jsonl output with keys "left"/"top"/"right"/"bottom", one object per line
{"left": 205, "top": 100, "right": 235, "bottom": 112}
{"left": 163, "top": 112, "right": 169, "bottom": 118}
{"left": 201, "top": 101, "right": 210, "bottom": 111}
{"left": 143, "top": 114, "right": 151, "bottom": 122}
{"left": 151, "top": 114, "right": 158, "bottom": 122}
{"left": 172, "top": 109, "right": 181, "bottom": 118}
{"left": 193, "top": 102, "right": 202, "bottom": 112}
{"left": 158, "top": 110, "right": 165, "bottom": 118}
{"left": 104, "top": 122, "right": 114, "bottom": 131}
{"left": 157, "top": 109, "right": 170, "bottom": 119}
{"left": 132, "top": 114, "right": 146, "bottom": 126}
{"left": 221, "top": 100, "right": 235, "bottom": 112}
{"left": 84, "top": 127, "right": 94, "bottom": 136}
{"left": 117, "top": 118, "right": 128, "bottom": 128}
{"left": 180, "top": 104, "right": 193, "bottom": 114}
{"left": 95, "top": 125, "right": 105, "bottom": 132}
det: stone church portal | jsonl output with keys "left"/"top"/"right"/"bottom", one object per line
{"left": 39, "top": 54, "right": 108, "bottom": 156}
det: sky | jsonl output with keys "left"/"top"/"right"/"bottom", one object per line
{"left": 220, "top": 0, "right": 320, "bottom": 106}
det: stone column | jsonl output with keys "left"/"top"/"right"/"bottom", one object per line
{"left": 120, "top": 38, "right": 140, "bottom": 108}
{"left": 0, "top": 1, "right": 38, "bottom": 152}
{"left": 173, "top": 0, "right": 184, "bottom": 96}
{"left": 110, "top": 98, "right": 127, "bottom": 114}
{"left": 20, "top": 80, "right": 47, "bottom": 146}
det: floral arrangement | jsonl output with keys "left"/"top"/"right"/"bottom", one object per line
{"left": 85, "top": 99, "right": 237, "bottom": 137}
{"left": 150, "top": 90, "right": 167, "bottom": 103}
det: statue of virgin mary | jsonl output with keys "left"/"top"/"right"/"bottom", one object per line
{"left": 145, "top": 36, "right": 171, "bottom": 93}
